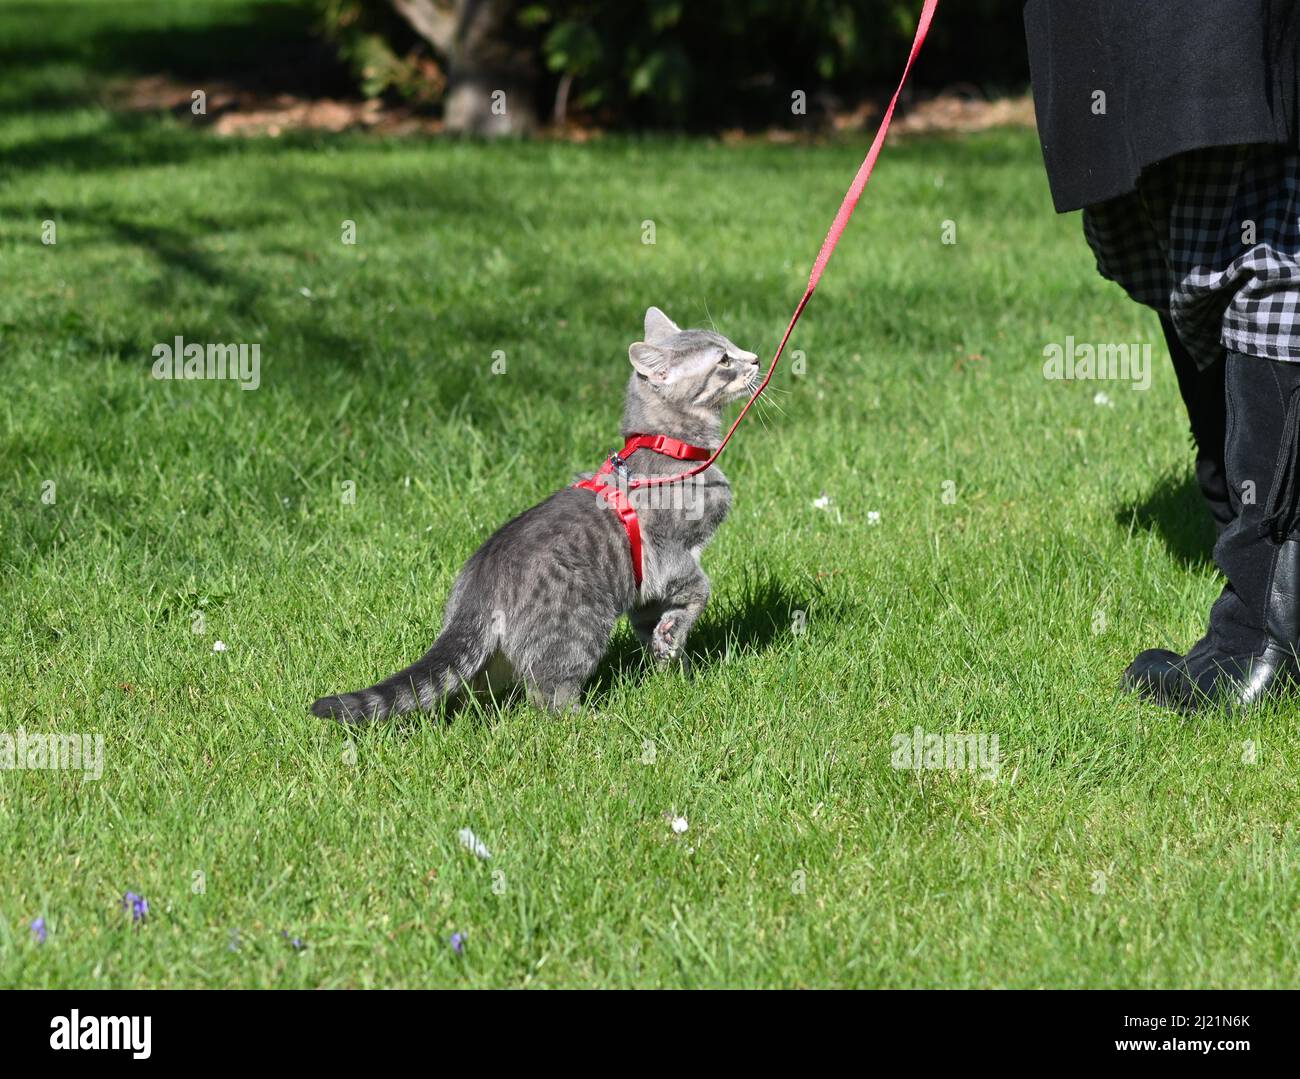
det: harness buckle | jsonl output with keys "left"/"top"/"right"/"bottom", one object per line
{"left": 609, "top": 451, "right": 628, "bottom": 474}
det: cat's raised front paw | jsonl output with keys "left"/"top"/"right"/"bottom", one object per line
{"left": 651, "top": 617, "right": 680, "bottom": 663}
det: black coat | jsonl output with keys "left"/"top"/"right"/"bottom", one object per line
{"left": 1024, "top": 0, "right": 1300, "bottom": 212}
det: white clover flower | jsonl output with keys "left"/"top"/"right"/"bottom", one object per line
{"left": 458, "top": 827, "right": 492, "bottom": 860}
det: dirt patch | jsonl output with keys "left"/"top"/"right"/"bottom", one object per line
{"left": 725, "top": 92, "right": 1035, "bottom": 144}
{"left": 114, "top": 75, "right": 1033, "bottom": 141}
{"left": 116, "top": 75, "right": 443, "bottom": 137}
{"left": 886, "top": 92, "right": 1036, "bottom": 135}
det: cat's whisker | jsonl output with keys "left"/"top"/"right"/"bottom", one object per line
{"left": 701, "top": 297, "right": 719, "bottom": 333}
{"left": 753, "top": 392, "right": 788, "bottom": 420}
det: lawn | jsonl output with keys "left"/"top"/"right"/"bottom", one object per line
{"left": 3, "top": 0, "right": 1298, "bottom": 989}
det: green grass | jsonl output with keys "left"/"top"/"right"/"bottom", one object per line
{"left": 3, "top": 0, "right": 1298, "bottom": 989}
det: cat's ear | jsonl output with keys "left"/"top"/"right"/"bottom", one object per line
{"left": 643, "top": 306, "right": 680, "bottom": 345}
{"left": 629, "top": 341, "right": 673, "bottom": 383}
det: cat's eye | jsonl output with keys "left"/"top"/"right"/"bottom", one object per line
{"left": 718, "top": 353, "right": 732, "bottom": 367}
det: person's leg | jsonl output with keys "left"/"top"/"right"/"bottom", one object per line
{"left": 1160, "top": 313, "right": 1231, "bottom": 534}
{"left": 1082, "top": 194, "right": 1231, "bottom": 529}
{"left": 1084, "top": 146, "right": 1300, "bottom": 709}
{"left": 1126, "top": 351, "right": 1300, "bottom": 709}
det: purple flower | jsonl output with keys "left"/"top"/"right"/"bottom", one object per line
{"left": 122, "top": 892, "right": 148, "bottom": 923}
{"left": 450, "top": 932, "right": 465, "bottom": 955}
{"left": 281, "top": 931, "right": 306, "bottom": 951}
{"left": 30, "top": 917, "right": 46, "bottom": 944}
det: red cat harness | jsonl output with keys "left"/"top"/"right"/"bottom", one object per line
{"left": 573, "top": 434, "right": 712, "bottom": 589}
{"left": 574, "top": 0, "right": 938, "bottom": 588}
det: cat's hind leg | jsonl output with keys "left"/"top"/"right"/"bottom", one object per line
{"left": 508, "top": 612, "right": 615, "bottom": 714}
{"left": 525, "top": 678, "right": 585, "bottom": 714}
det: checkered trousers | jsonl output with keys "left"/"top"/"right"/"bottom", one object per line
{"left": 1081, "top": 143, "right": 1300, "bottom": 369}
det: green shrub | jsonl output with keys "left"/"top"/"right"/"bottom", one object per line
{"left": 312, "top": 0, "right": 1029, "bottom": 126}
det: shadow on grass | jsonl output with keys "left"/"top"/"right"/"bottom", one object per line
{"left": 0, "top": 0, "right": 346, "bottom": 98}
{"left": 0, "top": 199, "right": 374, "bottom": 379}
{"left": 90, "top": 6, "right": 349, "bottom": 95}
{"left": 328, "top": 571, "right": 835, "bottom": 733}
{"left": 0, "top": 0, "right": 352, "bottom": 169}
{"left": 586, "top": 570, "right": 827, "bottom": 699}
{"left": 1116, "top": 469, "right": 1216, "bottom": 569}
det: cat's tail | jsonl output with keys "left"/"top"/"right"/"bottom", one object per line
{"left": 310, "top": 616, "right": 490, "bottom": 724}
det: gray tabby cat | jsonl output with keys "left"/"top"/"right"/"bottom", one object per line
{"left": 311, "top": 306, "right": 759, "bottom": 721}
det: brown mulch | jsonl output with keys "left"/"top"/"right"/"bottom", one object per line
{"left": 114, "top": 75, "right": 1034, "bottom": 141}
{"left": 887, "top": 92, "right": 1036, "bottom": 135}
{"left": 116, "top": 75, "right": 444, "bottom": 137}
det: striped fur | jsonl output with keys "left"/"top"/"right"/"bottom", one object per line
{"left": 310, "top": 306, "right": 757, "bottom": 722}
{"left": 310, "top": 615, "right": 491, "bottom": 723}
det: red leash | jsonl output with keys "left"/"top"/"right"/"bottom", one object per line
{"left": 629, "top": 0, "right": 939, "bottom": 492}
{"left": 575, "top": 0, "right": 939, "bottom": 589}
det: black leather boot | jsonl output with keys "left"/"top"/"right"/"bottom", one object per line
{"left": 1126, "top": 352, "right": 1300, "bottom": 711}
{"left": 1161, "top": 314, "right": 1231, "bottom": 534}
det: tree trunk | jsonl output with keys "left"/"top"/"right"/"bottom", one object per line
{"left": 390, "top": 0, "right": 539, "bottom": 135}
